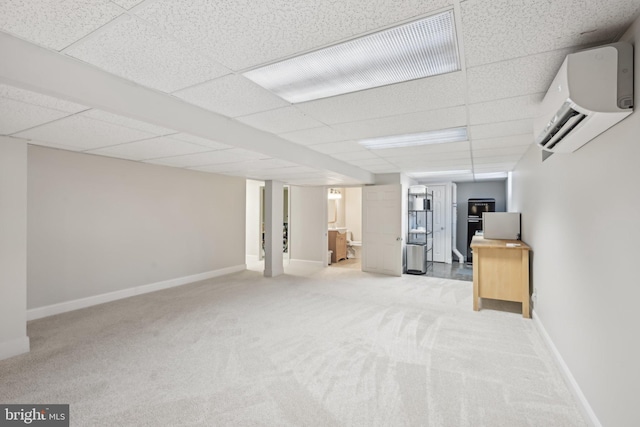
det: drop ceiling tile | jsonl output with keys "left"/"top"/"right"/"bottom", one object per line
{"left": 472, "top": 134, "right": 533, "bottom": 150}
{"left": 469, "top": 119, "right": 533, "bottom": 140}
{"left": 467, "top": 49, "right": 572, "bottom": 104}
{"left": 236, "top": 107, "right": 324, "bottom": 134}
{"left": 14, "top": 115, "right": 156, "bottom": 150}
{"left": 0, "top": 98, "right": 74, "bottom": 135}
{"left": 65, "top": 15, "right": 230, "bottom": 93}
{"left": 0, "top": 84, "right": 87, "bottom": 113}
{"left": 136, "top": 0, "right": 452, "bottom": 70}
{"left": 307, "top": 141, "right": 366, "bottom": 155}
{"left": 372, "top": 141, "right": 471, "bottom": 158}
{"left": 472, "top": 145, "right": 531, "bottom": 158}
{"left": 87, "top": 136, "right": 211, "bottom": 161}
{"left": 279, "top": 126, "right": 348, "bottom": 145}
{"left": 473, "top": 165, "right": 517, "bottom": 173}
{"left": 297, "top": 72, "right": 465, "bottom": 124}
{"left": 468, "top": 94, "right": 543, "bottom": 126}
{"left": 111, "top": 0, "right": 145, "bottom": 9}
{"left": 385, "top": 150, "right": 472, "bottom": 163}
{"left": 169, "top": 133, "right": 233, "bottom": 150}
{"left": 80, "top": 110, "right": 175, "bottom": 135}
{"left": 333, "top": 106, "right": 467, "bottom": 140}
{"left": 461, "top": 0, "right": 640, "bottom": 67}
{"left": 472, "top": 155, "right": 524, "bottom": 165}
{"left": 173, "top": 74, "right": 289, "bottom": 118}
{"left": 331, "top": 151, "right": 380, "bottom": 161}
{"left": 346, "top": 158, "right": 395, "bottom": 167}
{"left": 361, "top": 165, "right": 399, "bottom": 173}
{"left": 146, "top": 148, "right": 267, "bottom": 168}
{"left": 0, "top": 0, "right": 123, "bottom": 50}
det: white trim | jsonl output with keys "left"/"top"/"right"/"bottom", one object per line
{"left": 27, "top": 265, "right": 246, "bottom": 321}
{"left": 0, "top": 336, "right": 30, "bottom": 361}
{"left": 245, "top": 254, "right": 259, "bottom": 265}
{"left": 288, "top": 259, "right": 325, "bottom": 268}
{"left": 532, "top": 310, "right": 601, "bottom": 427}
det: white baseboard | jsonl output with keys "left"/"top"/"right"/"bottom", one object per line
{"left": 532, "top": 310, "right": 601, "bottom": 427}
{"left": 288, "top": 259, "right": 324, "bottom": 268}
{"left": 27, "top": 264, "right": 246, "bottom": 321}
{"left": 0, "top": 336, "right": 30, "bottom": 361}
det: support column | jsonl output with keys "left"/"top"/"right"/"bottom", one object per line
{"left": 264, "top": 180, "right": 284, "bottom": 277}
{"left": 0, "top": 137, "right": 29, "bottom": 360}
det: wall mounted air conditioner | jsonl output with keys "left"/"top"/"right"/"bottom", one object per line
{"left": 534, "top": 42, "right": 634, "bottom": 153}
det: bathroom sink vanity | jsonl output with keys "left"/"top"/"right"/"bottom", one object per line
{"left": 328, "top": 229, "right": 347, "bottom": 263}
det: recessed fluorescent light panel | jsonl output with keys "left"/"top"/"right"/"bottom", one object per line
{"left": 243, "top": 11, "right": 460, "bottom": 103}
{"left": 359, "top": 127, "right": 467, "bottom": 150}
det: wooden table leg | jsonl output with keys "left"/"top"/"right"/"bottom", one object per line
{"left": 522, "top": 249, "right": 530, "bottom": 318}
{"left": 473, "top": 249, "right": 479, "bottom": 311}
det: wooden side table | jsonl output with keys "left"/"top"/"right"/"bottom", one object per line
{"left": 471, "top": 236, "right": 531, "bottom": 318}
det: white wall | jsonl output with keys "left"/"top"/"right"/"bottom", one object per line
{"left": 28, "top": 146, "right": 246, "bottom": 310}
{"left": 510, "top": 18, "right": 640, "bottom": 427}
{"left": 290, "top": 186, "right": 325, "bottom": 264}
{"left": 245, "top": 179, "right": 263, "bottom": 261}
{"left": 0, "top": 137, "right": 29, "bottom": 360}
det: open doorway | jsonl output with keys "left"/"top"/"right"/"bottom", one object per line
{"left": 259, "top": 185, "right": 289, "bottom": 261}
{"left": 327, "top": 187, "right": 362, "bottom": 269}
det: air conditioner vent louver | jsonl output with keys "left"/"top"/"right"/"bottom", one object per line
{"left": 534, "top": 42, "right": 633, "bottom": 153}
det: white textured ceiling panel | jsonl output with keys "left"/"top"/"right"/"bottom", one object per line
{"left": 279, "top": 126, "right": 349, "bottom": 145}
{"left": 467, "top": 49, "right": 572, "bottom": 103}
{"left": 362, "top": 164, "right": 399, "bottom": 173}
{"left": 0, "top": 84, "right": 87, "bottom": 113}
{"left": 135, "top": 0, "right": 452, "bottom": 70}
{"left": 461, "top": 0, "right": 640, "bottom": 67}
{"left": 333, "top": 106, "right": 467, "bottom": 140}
{"left": 472, "top": 145, "right": 531, "bottom": 158}
{"left": 236, "top": 106, "right": 324, "bottom": 134}
{"left": 469, "top": 94, "right": 543, "bottom": 126}
{"left": 297, "top": 71, "right": 465, "bottom": 125}
{"left": 168, "top": 133, "right": 233, "bottom": 151}
{"left": 469, "top": 119, "right": 533, "bottom": 140}
{"left": 14, "top": 115, "right": 155, "bottom": 150}
{"left": 346, "top": 158, "right": 396, "bottom": 167}
{"left": 86, "top": 136, "right": 212, "bottom": 161}
{"left": 307, "top": 141, "right": 367, "bottom": 155}
{"left": 147, "top": 148, "right": 268, "bottom": 168}
{"left": 173, "top": 74, "right": 289, "bottom": 118}
{"left": 472, "top": 134, "right": 533, "bottom": 150}
{"left": 65, "top": 15, "right": 230, "bottom": 93}
{"left": 385, "top": 150, "right": 472, "bottom": 163}
{"left": 112, "top": 0, "right": 145, "bottom": 9}
{"left": 0, "top": 0, "right": 123, "bottom": 51}
{"left": 473, "top": 155, "right": 524, "bottom": 165}
{"left": 369, "top": 140, "right": 471, "bottom": 158}
{"left": 331, "top": 151, "right": 380, "bottom": 161}
{"left": 0, "top": 98, "right": 74, "bottom": 135}
{"left": 394, "top": 160, "right": 474, "bottom": 170}
{"left": 80, "top": 109, "right": 175, "bottom": 135}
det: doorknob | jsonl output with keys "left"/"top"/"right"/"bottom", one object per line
{"left": 396, "top": 237, "right": 402, "bottom": 241}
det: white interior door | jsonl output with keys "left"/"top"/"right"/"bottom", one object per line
{"left": 431, "top": 185, "right": 446, "bottom": 262}
{"left": 362, "top": 184, "right": 403, "bottom": 276}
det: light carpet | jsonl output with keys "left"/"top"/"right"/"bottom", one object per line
{"left": 0, "top": 265, "right": 587, "bottom": 426}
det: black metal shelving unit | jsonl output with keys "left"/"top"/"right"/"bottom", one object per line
{"left": 406, "top": 186, "right": 433, "bottom": 274}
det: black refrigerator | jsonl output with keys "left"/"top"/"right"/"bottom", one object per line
{"left": 467, "top": 198, "right": 496, "bottom": 262}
